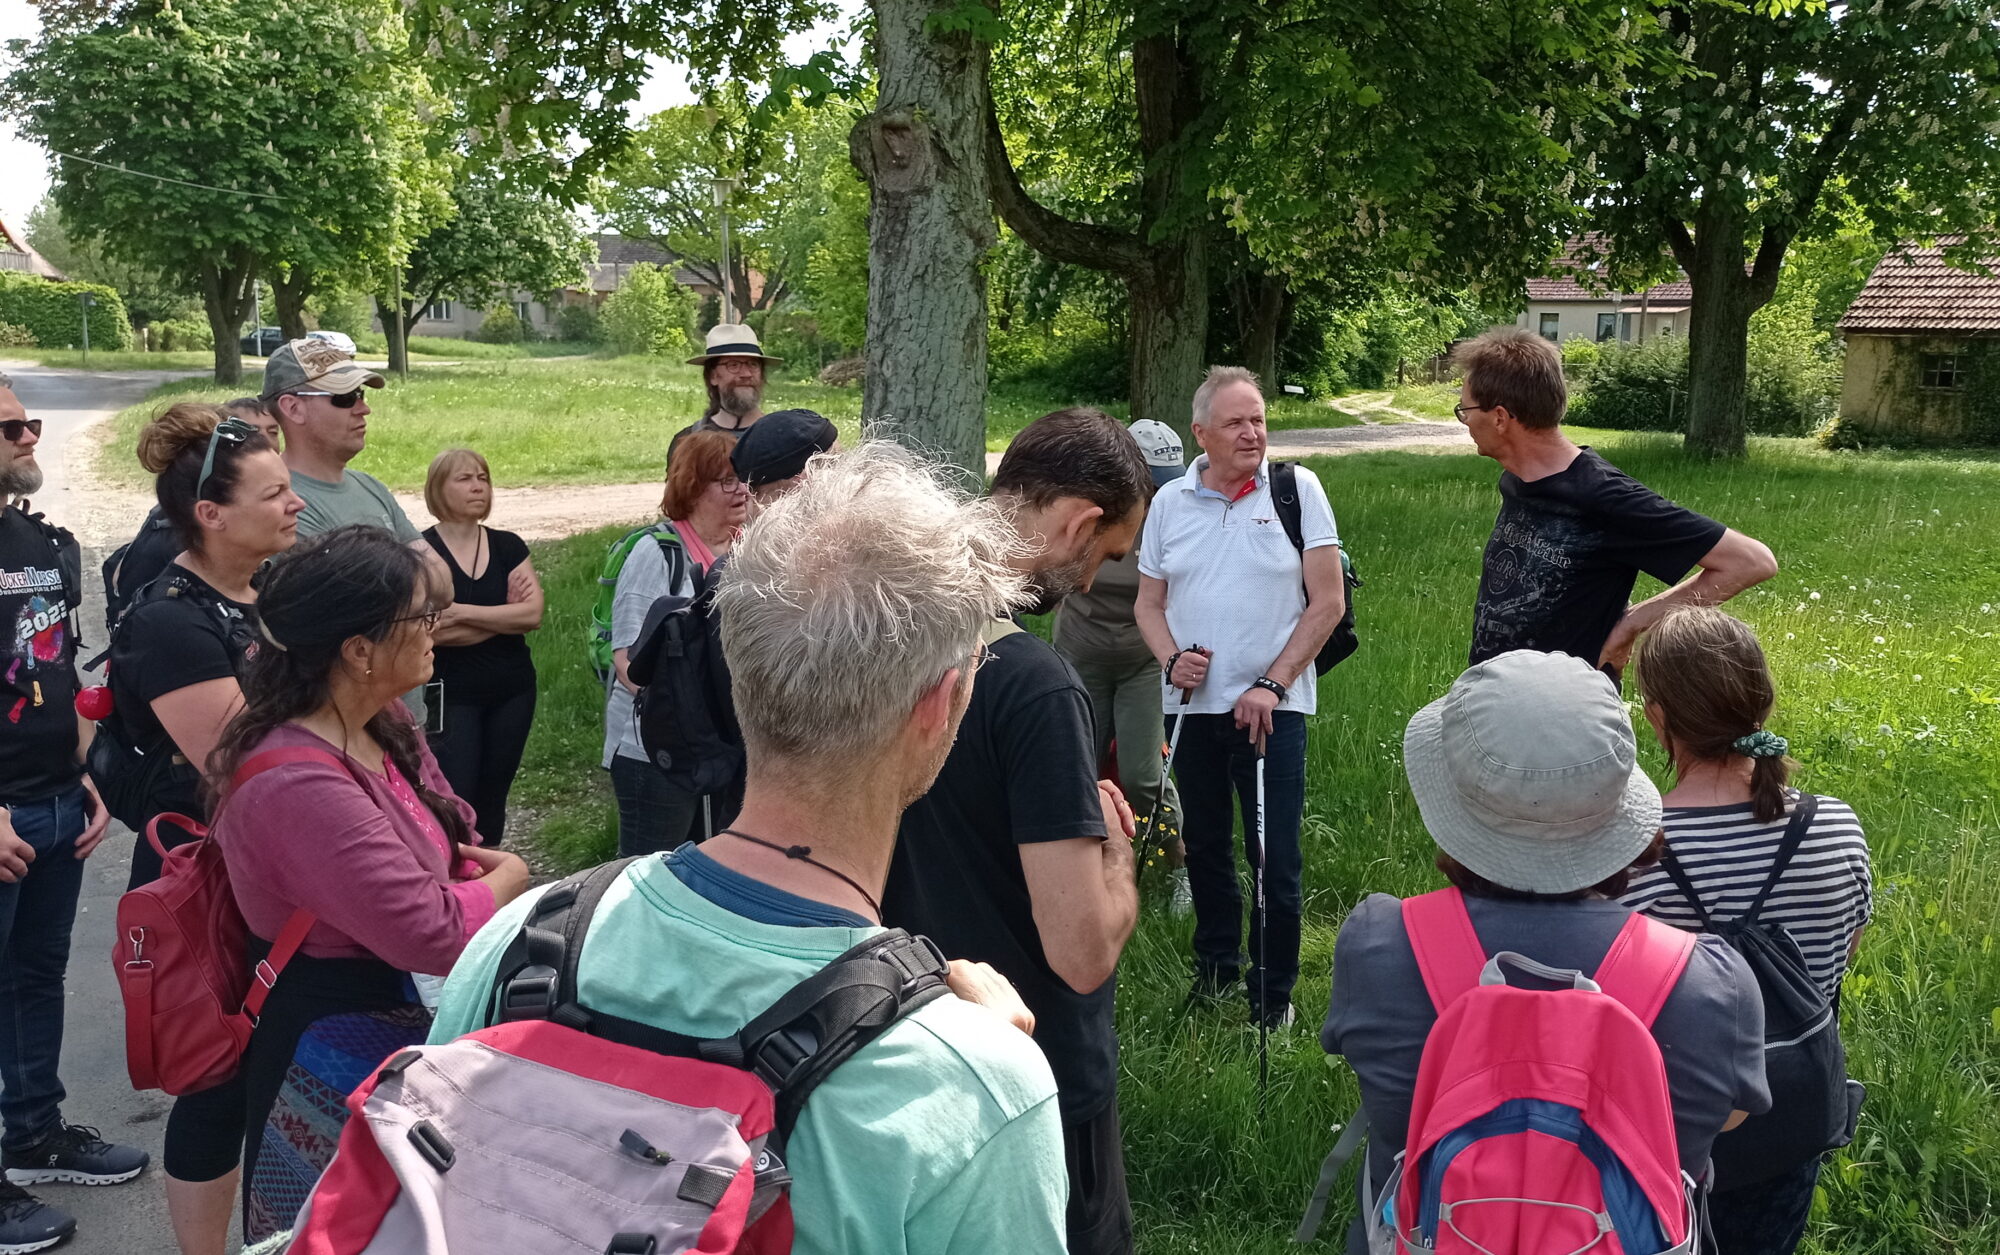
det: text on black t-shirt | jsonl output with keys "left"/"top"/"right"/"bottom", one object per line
{"left": 0, "top": 507, "right": 81, "bottom": 802}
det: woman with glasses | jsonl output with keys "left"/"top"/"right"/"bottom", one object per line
{"left": 420, "top": 448, "right": 543, "bottom": 847}
{"left": 100, "top": 403, "right": 303, "bottom": 1255}
{"left": 663, "top": 428, "right": 750, "bottom": 574}
{"left": 207, "top": 525, "right": 530, "bottom": 1243}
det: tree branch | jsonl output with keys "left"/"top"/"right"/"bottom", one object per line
{"left": 984, "top": 90, "right": 1149, "bottom": 276}
{"left": 1661, "top": 216, "right": 1697, "bottom": 276}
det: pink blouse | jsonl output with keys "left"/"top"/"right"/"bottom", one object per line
{"left": 214, "top": 717, "right": 496, "bottom": 973}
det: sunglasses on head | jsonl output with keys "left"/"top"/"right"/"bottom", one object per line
{"left": 292, "top": 388, "right": 366, "bottom": 409}
{"left": 196, "top": 416, "right": 261, "bottom": 500}
{"left": 0, "top": 419, "right": 44, "bottom": 443}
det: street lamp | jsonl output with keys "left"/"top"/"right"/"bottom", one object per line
{"left": 78, "top": 292, "right": 95, "bottom": 368}
{"left": 712, "top": 175, "right": 737, "bottom": 325}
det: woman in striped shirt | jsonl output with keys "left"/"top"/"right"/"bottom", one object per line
{"left": 1624, "top": 607, "right": 1871, "bottom": 1255}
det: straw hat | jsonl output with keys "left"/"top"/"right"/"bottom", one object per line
{"left": 687, "top": 323, "right": 784, "bottom": 367}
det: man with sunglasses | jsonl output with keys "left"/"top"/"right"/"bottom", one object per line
{"left": 0, "top": 376, "right": 146, "bottom": 1255}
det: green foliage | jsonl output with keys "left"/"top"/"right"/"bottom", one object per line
{"left": 989, "top": 298, "right": 1129, "bottom": 400}
{"left": 601, "top": 264, "right": 699, "bottom": 359}
{"left": 308, "top": 287, "right": 377, "bottom": 337}
{"left": 1569, "top": 332, "right": 1834, "bottom": 437}
{"left": 1561, "top": 336, "right": 1603, "bottom": 370}
{"left": 23, "top": 197, "right": 198, "bottom": 323}
{"left": 0, "top": 274, "right": 130, "bottom": 350}
{"left": 0, "top": 324, "right": 35, "bottom": 349}
{"left": 150, "top": 317, "right": 214, "bottom": 352}
{"left": 474, "top": 306, "right": 527, "bottom": 344}
{"left": 553, "top": 303, "right": 604, "bottom": 344}
{"left": 392, "top": 168, "right": 594, "bottom": 333}
{"left": 797, "top": 149, "right": 870, "bottom": 353}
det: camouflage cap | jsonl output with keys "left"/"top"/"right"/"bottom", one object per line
{"left": 260, "top": 337, "right": 385, "bottom": 401}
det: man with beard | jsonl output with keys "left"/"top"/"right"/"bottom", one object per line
{"left": 884, "top": 407, "right": 1155, "bottom": 1255}
{"left": 1135, "top": 366, "right": 1345, "bottom": 1031}
{"left": 0, "top": 375, "right": 144, "bottom": 1254}
{"left": 668, "top": 323, "right": 781, "bottom": 465}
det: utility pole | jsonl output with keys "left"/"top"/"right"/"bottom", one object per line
{"left": 78, "top": 292, "right": 93, "bottom": 367}
{"left": 712, "top": 175, "right": 737, "bottom": 325}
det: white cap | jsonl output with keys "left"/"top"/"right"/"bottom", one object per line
{"left": 1128, "top": 419, "right": 1184, "bottom": 469}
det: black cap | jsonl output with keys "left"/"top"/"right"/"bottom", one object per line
{"left": 731, "top": 409, "right": 838, "bottom": 488}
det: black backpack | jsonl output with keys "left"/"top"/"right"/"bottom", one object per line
{"left": 1270, "top": 461, "right": 1361, "bottom": 672}
{"left": 1657, "top": 792, "right": 1865, "bottom": 1188}
{"left": 626, "top": 558, "right": 745, "bottom": 799}
{"left": 102, "top": 508, "right": 176, "bottom": 640}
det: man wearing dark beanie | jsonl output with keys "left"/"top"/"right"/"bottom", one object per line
{"left": 730, "top": 408, "right": 839, "bottom": 504}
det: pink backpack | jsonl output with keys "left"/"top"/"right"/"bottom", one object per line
{"left": 1299, "top": 888, "right": 1704, "bottom": 1254}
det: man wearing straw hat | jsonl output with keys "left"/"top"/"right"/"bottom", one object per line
{"left": 669, "top": 323, "right": 783, "bottom": 463}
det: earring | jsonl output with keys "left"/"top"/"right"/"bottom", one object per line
{"left": 365, "top": 667, "right": 373, "bottom": 677}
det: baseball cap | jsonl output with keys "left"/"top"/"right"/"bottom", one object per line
{"left": 1129, "top": 418, "right": 1185, "bottom": 487}
{"left": 731, "top": 409, "right": 838, "bottom": 488}
{"left": 260, "top": 337, "right": 385, "bottom": 402}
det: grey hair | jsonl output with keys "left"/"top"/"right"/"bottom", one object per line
{"left": 713, "top": 441, "right": 1030, "bottom": 764}
{"left": 0, "top": 372, "right": 13, "bottom": 391}
{"left": 1191, "top": 364, "right": 1262, "bottom": 428}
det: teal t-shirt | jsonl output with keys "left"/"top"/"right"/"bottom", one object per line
{"left": 430, "top": 855, "right": 1070, "bottom": 1255}
{"left": 289, "top": 466, "right": 419, "bottom": 542}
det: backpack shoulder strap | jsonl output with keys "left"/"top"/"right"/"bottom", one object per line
{"left": 1401, "top": 888, "right": 1487, "bottom": 1015}
{"left": 1269, "top": 461, "right": 1305, "bottom": 554}
{"left": 654, "top": 523, "right": 690, "bottom": 592}
{"left": 1741, "top": 793, "right": 1817, "bottom": 926}
{"left": 1655, "top": 848, "right": 1716, "bottom": 930}
{"left": 1591, "top": 911, "right": 1697, "bottom": 1029}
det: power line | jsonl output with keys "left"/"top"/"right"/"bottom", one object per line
{"left": 45, "top": 148, "right": 288, "bottom": 201}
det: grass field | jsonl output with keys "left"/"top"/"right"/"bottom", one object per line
{"left": 507, "top": 430, "right": 1999, "bottom": 1254}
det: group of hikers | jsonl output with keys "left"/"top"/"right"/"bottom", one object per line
{"left": 0, "top": 322, "right": 1871, "bottom": 1255}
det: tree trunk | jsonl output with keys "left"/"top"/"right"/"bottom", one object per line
{"left": 198, "top": 259, "right": 255, "bottom": 385}
{"left": 1681, "top": 201, "right": 1759, "bottom": 459}
{"left": 272, "top": 269, "right": 312, "bottom": 342}
{"left": 1129, "top": 238, "right": 1208, "bottom": 430}
{"left": 374, "top": 297, "right": 410, "bottom": 376}
{"left": 1241, "top": 271, "right": 1289, "bottom": 393}
{"left": 852, "top": 0, "right": 996, "bottom": 482}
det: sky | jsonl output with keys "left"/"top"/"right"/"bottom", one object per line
{"left": 0, "top": 3, "right": 858, "bottom": 239}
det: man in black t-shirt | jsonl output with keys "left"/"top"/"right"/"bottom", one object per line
{"left": 0, "top": 378, "right": 149, "bottom": 1253}
{"left": 884, "top": 407, "right": 1155, "bottom": 1255}
{"left": 1452, "top": 328, "right": 1777, "bottom": 674}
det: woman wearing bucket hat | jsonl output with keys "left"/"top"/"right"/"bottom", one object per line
{"left": 667, "top": 324, "right": 784, "bottom": 465}
{"left": 1316, "top": 650, "right": 1770, "bottom": 1253}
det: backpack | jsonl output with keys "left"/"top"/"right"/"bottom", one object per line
{"left": 626, "top": 557, "right": 744, "bottom": 797}
{"left": 101, "top": 507, "right": 176, "bottom": 640}
{"left": 1656, "top": 793, "right": 1864, "bottom": 1188}
{"left": 589, "top": 522, "right": 690, "bottom": 683}
{"left": 283, "top": 857, "right": 950, "bottom": 1255}
{"left": 1297, "top": 889, "right": 1702, "bottom": 1254}
{"left": 113, "top": 747, "right": 337, "bottom": 1095}
{"left": 1270, "top": 461, "right": 1361, "bottom": 673}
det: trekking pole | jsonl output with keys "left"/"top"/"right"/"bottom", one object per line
{"left": 1140, "top": 645, "right": 1202, "bottom": 852}
{"left": 1253, "top": 747, "right": 1270, "bottom": 1123}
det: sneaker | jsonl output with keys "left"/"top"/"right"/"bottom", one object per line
{"left": 1168, "top": 869, "right": 1193, "bottom": 918}
{"left": 0, "top": 1179, "right": 74, "bottom": 1253}
{"left": 2, "top": 1124, "right": 148, "bottom": 1188}
{"left": 1252, "top": 1003, "right": 1297, "bottom": 1031}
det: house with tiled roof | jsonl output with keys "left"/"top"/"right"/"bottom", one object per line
{"left": 1837, "top": 240, "right": 2000, "bottom": 442}
{"left": 1502, "top": 239, "right": 1690, "bottom": 344}
{"left": 0, "top": 219, "right": 65, "bottom": 281}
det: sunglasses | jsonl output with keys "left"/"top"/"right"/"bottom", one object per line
{"left": 0, "top": 419, "right": 44, "bottom": 443}
{"left": 196, "top": 416, "right": 260, "bottom": 500}
{"left": 292, "top": 388, "right": 366, "bottom": 409}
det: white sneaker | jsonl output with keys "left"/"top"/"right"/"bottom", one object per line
{"left": 1168, "top": 869, "right": 1193, "bottom": 917}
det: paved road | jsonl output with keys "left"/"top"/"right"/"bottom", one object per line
{"left": 5, "top": 363, "right": 202, "bottom": 1254}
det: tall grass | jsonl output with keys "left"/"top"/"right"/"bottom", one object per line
{"left": 514, "top": 431, "right": 1999, "bottom": 1254}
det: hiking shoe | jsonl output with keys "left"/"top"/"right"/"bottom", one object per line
{"left": 1252, "top": 1004, "right": 1297, "bottom": 1032}
{"left": 1168, "top": 869, "right": 1193, "bottom": 918}
{"left": 3, "top": 1124, "right": 148, "bottom": 1187}
{"left": 0, "top": 1179, "right": 74, "bottom": 1253}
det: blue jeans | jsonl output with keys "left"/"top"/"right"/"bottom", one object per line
{"left": 0, "top": 785, "right": 88, "bottom": 1153}
{"left": 1175, "top": 712, "right": 1306, "bottom": 1014}
{"left": 608, "top": 755, "right": 704, "bottom": 858}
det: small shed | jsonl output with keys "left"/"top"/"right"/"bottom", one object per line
{"left": 1838, "top": 240, "right": 2000, "bottom": 443}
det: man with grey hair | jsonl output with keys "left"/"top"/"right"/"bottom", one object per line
{"left": 0, "top": 376, "right": 145, "bottom": 1254}
{"left": 432, "top": 441, "right": 1069, "bottom": 1253}
{"left": 1137, "top": 365, "right": 1346, "bottom": 1031}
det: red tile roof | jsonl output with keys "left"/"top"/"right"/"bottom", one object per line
{"left": 1526, "top": 274, "right": 1690, "bottom": 302}
{"left": 1839, "top": 240, "right": 2000, "bottom": 335}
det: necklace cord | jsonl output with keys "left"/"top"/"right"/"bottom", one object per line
{"left": 716, "top": 828, "right": 882, "bottom": 920}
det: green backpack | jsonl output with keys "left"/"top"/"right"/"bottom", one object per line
{"left": 588, "top": 522, "right": 689, "bottom": 683}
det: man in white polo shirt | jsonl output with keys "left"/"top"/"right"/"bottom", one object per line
{"left": 1135, "top": 365, "right": 1345, "bottom": 1029}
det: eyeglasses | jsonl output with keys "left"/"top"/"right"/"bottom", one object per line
{"left": 196, "top": 416, "right": 260, "bottom": 500}
{"left": 0, "top": 419, "right": 43, "bottom": 443}
{"left": 1452, "top": 401, "right": 1479, "bottom": 424}
{"left": 394, "top": 608, "right": 442, "bottom": 633}
{"left": 292, "top": 388, "right": 366, "bottom": 409}
{"left": 970, "top": 642, "right": 994, "bottom": 673}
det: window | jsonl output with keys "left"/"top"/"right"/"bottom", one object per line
{"left": 1919, "top": 353, "right": 1962, "bottom": 391}
{"left": 1538, "top": 312, "right": 1560, "bottom": 341}
{"left": 1596, "top": 313, "right": 1617, "bottom": 342}
{"left": 514, "top": 301, "right": 532, "bottom": 322}
{"left": 423, "top": 300, "right": 454, "bottom": 321}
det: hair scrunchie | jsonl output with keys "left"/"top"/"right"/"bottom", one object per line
{"left": 1732, "top": 729, "right": 1788, "bottom": 759}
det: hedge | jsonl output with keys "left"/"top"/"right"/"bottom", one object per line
{"left": 0, "top": 273, "right": 132, "bottom": 351}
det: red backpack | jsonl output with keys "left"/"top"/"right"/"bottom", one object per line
{"left": 1300, "top": 888, "right": 1704, "bottom": 1254}
{"left": 113, "top": 747, "right": 336, "bottom": 1095}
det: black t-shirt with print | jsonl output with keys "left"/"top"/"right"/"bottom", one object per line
{"left": 1470, "top": 448, "right": 1725, "bottom": 667}
{"left": 0, "top": 507, "right": 82, "bottom": 803}
{"left": 883, "top": 628, "right": 1116, "bottom": 1126}
{"left": 422, "top": 526, "right": 536, "bottom": 704}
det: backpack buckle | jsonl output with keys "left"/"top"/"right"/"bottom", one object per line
{"left": 498, "top": 966, "right": 560, "bottom": 1021}
{"left": 748, "top": 1024, "right": 819, "bottom": 1091}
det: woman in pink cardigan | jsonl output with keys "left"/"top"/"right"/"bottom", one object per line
{"left": 207, "top": 526, "right": 530, "bottom": 1242}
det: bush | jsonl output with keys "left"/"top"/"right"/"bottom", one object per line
{"left": 990, "top": 302, "right": 1129, "bottom": 400}
{"left": 553, "top": 302, "right": 603, "bottom": 344}
{"left": 1561, "top": 335, "right": 1602, "bottom": 371}
{"left": 150, "top": 316, "right": 212, "bottom": 352}
{"left": 600, "top": 264, "right": 698, "bottom": 358}
{"left": 0, "top": 274, "right": 131, "bottom": 350}
{"left": 475, "top": 306, "right": 526, "bottom": 344}
{"left": 1566, "top": 334, "right": 1832, "bottom": 436}
{"left": 0, "top": 323, "right": 34, "bottom": 348}
{"left": 310, "top": 288, "right": 375, "bottom": 337}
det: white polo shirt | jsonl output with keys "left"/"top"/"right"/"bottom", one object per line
{"left": 1137, "top": 457, "right": 1340, "bottom": 716}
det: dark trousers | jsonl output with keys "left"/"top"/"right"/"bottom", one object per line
{"left": 0, "top": 785, "right": 88, "bottom": 1153}
{"left": 1707, "top": 1155, "right": 1821, "bottom": 1255}
{"left": 428, "top": 689, "right": 537, "bottom": 845}
{"left": 609, "top": 755, "right": 705, "bottom": 857}
{"left": 1063, "top": 1101, "right": 1134, "bottom": 1255}
{"left": 1175, "top": 712, "right": 1306, "bottom": 1015}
